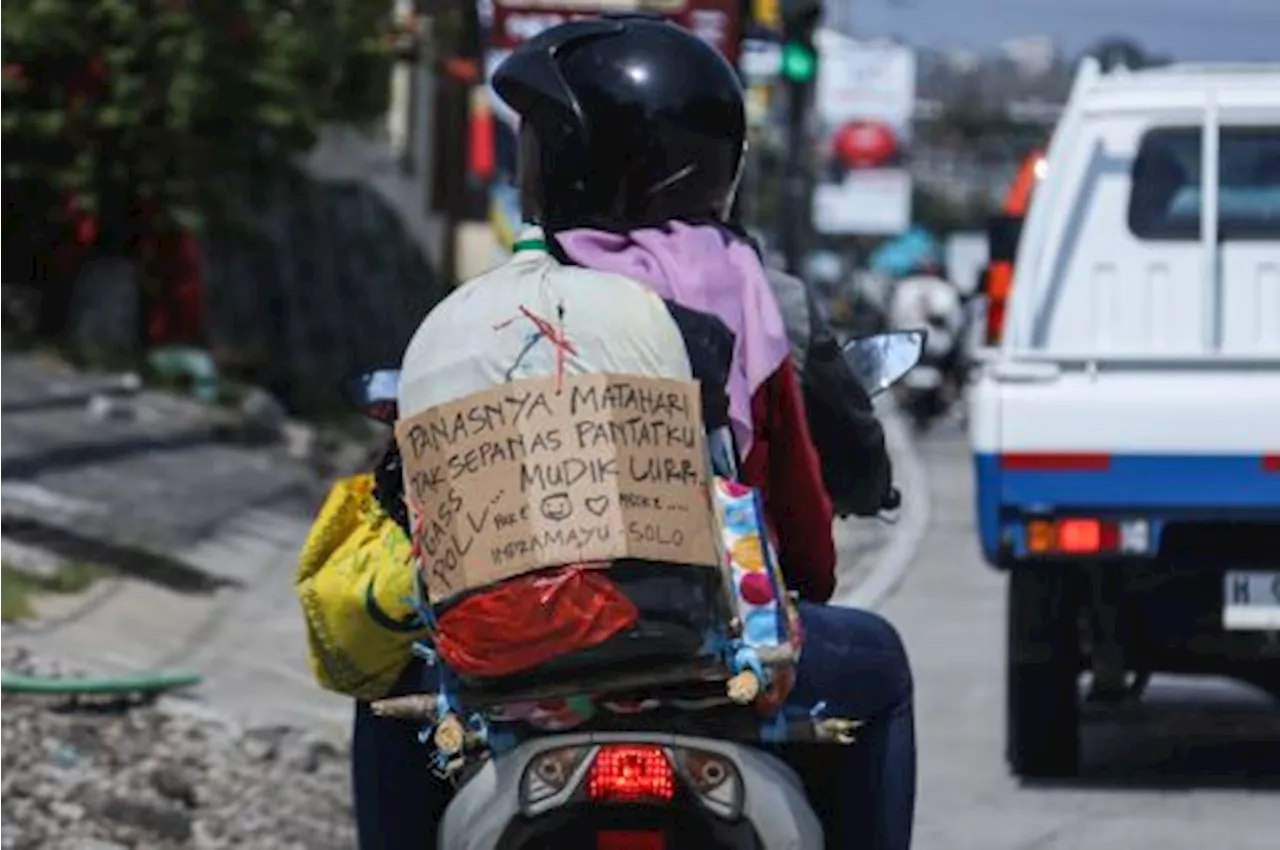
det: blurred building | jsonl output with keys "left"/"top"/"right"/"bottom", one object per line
{"left": 1000, "top": 36, "right": 1059, "bottom": 78}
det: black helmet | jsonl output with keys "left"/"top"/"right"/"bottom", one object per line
{"left": 492, "top": 16, "right": 746, "bottom": 230}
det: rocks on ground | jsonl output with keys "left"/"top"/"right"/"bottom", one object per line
{"left": 1, "top": 648, "right": 355, "bottom": 850}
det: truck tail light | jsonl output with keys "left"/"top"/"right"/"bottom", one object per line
{"left": 1026, "top": 518, "right": 1147, "bottom": 556}
{"left": 1058, "top": 518, "right": 1119, "bottom": 553}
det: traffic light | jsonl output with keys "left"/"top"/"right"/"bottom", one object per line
{"left": 781, "top": 40, "right": 817, "bottom": 83}
{"left": 779, "top": 0, "right": 820, "bottom": 84}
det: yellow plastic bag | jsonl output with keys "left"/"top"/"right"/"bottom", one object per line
{"left": 296, "top": 474, "right": 429, "bottom": 701}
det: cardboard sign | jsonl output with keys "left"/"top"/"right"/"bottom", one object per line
{"left": 395, "top": 374, "right": 720, "bottom": 602}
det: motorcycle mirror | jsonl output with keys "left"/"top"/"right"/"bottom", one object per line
{"left": 841, "top": 330, "right": 927, "bottom": 398}
{"left": 341, "top": 368, "right": 400, "bottom": 424}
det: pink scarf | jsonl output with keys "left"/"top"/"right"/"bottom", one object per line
{"left": 556, "top": 222, "right": 790, "bottom": 455}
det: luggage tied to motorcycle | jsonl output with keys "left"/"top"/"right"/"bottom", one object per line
{"left": 383, "top": 371, "right": 810, "bottom": 762}
{"left": 297, "top": 472, "right": 429, "bottom": 702}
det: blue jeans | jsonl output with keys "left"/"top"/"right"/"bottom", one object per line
{"left": 352, "top": 603, "right": 916, "bottom": 850}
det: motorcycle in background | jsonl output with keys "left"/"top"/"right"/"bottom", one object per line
{"left": 805, "top": 250, "right": 890, "bottom": 338}
{"left": 342, "top": 330, "right": 925, "bottom": 850}
{"left": 886, "top": 268, "right": 967, "bottom": 431}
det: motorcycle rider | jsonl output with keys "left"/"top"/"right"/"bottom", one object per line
{"left": 889, "top": 258, "right": 965, "bottom": 355}
{"left": 347, "top": 17, "right": 916, "bottom": 850}
{"left": 887, "top": 256, "right": 967, "bottom": 421}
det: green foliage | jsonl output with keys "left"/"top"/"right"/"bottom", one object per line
{"left": 1, "top": 561, "right": 106, "bottom": 622}
{"left": 2, "top": 0, "right": 395, "bottom": 236}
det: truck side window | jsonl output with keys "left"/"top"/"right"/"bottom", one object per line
{"left": 1220, "top": 127, "right": 1280, "bottom": 239}
{"left": 1128, "top": 126, "right": 1280, "bottom": 241}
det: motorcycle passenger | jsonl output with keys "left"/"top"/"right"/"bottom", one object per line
{"left": 346, "top": 17, "right": 916, "bottom": 850}
{"left": 760, "top": 254, "right": 898, "bottom": 521}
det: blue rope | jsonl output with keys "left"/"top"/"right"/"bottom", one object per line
{"left": 408, "top": 572, "right": 439, "bottom": 630}
{"left": 411, "top": 642, "right": 438, "bottom": 664}
{"left": 732, "top": 645, "right": 768, "bottom": 687}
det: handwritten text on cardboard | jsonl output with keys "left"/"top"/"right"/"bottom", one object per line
{"left": 395, "top": 374, "right": 719, "bottom": 602}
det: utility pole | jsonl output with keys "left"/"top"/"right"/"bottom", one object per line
{"left": 778, "top": 0, "right": 821, "bottom": 275}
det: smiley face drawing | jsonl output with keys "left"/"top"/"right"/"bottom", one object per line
{"left": 540, "top": 492, "right": 573, "bottom": 522}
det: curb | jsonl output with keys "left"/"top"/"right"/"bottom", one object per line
{"left": 832, "top": 404, "right": 932, "bottom": 611}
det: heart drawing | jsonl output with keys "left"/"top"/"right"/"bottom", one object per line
{"left": 584, "top": 495, "right": 610, "bottom": 517}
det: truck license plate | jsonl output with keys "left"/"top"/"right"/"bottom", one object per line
{"left": 1223, "top": 571, "right": 1280, "bottom": 630}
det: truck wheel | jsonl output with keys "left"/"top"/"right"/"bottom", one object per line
{"left": 1006, "top": 565, "right": 1081, "bottom": 778}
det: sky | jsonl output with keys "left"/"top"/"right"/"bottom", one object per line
{"left": 833, "top": 0, "right": 1280, "bottom": 61}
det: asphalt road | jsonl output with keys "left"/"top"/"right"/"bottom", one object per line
{"left": 885, "top": 420, "right": 1280, "bottom": 850}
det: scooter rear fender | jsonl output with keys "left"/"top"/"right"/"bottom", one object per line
{"left": 438, "top": 731, "right": 823, "bottom": 850}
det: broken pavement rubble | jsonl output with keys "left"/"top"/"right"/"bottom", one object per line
{"left": 1, "top": 648, "right": 355, "bottom": 850}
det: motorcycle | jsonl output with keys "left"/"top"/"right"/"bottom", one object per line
{"left": 343, "top": 330, "right": 925, "bottom": 850}
{"left": 885, "top": 272, "right": 966, "bottom": 431}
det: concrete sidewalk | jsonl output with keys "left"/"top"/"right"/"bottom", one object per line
{"left": 3, "top": 354, "right": 349, "bottom": 730}
{"left": 2, "top": 355, "right": 327, "bottom": 575}
{"left": 5, "top": 509, "right": 351, "bottom": 733}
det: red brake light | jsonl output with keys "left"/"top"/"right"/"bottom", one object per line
{"left": 1026, "top": 517, "right": 1142, "bottom": 556}
{"left": 598, "top": 831, "right": 665, "bottom": 850}
{"left": 587, "top": 745, "right": 675, "bottom": 803}
{"left": 1057, "top": 518, "right": 1102, "bottom": 553}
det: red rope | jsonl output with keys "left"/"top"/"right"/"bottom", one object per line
{"left": 493, "top": 304, "right": 577, "bottom": 390}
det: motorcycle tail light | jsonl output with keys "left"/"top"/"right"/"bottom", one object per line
{"left": 587, "top": 745, "right": 675, "bottom": 803}
{"left": 597, "top": 830, "right": 665, "bottom": 850}
{"left": 521, "top": 746, "right": 589, "bottom": 807}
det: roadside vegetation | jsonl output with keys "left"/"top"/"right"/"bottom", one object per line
{"left": 1, "top": 560, "right": 107, "bottom": 622}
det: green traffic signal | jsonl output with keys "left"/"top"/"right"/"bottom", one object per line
{"left": 781, "top": 41, "right": 817, "bottom": 83}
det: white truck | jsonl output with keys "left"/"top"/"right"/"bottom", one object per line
{"left": 968, "top": 58, "right": 1280, "bottom": 778}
